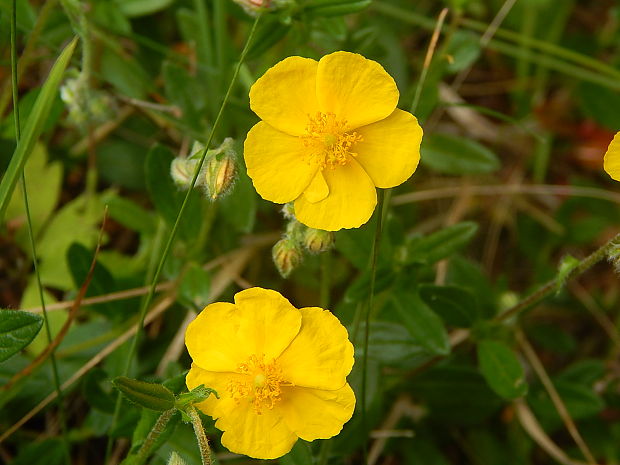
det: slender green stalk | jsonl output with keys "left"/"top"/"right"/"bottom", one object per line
{"left": 187, "top": 406, "right": 213, "bottom": 465}
{"left": 134, "top": 409, "right": 176, "bottom": 465}
{"left": 105, "top": 14, "right": 263, "bottom": 462}
{"left": 10, "top": 0, "right": 70, "bottom": 460}
{"left": 497, "top": 232, "right": 620, "bottom": 323}
{"left": 361, "top": 190, "right": 388, "bottom": 462}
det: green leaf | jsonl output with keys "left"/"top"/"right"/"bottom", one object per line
{"left": 112, "top": 376, "right": 176, "bottom": 411}
{"left": 405, "top": 222, "right": 478, "bottom": 265}
{"left": 421, "top": 133, "right": 500, "bottom": 175}
{"left": 0, "top": 309, "right": 43, "bottom": 362}
{"left": 179, "top": 263, "right": 211, "bottom": 309}
{"left": 304, "top": 0, "right": 371, "bottom": 17}
{"left": 419, "top": 284, "right": 478, "bottom": 327}
{"left": 578, "top": 82, "right": 620, "bottom": 130}
{"left": 247, "top": 16, "right": 292, "bottom": 59}
{"left": 445, "top": 31, "right": 481, "bottom": 73}
{"left": 219, "top": 164, "right": 257, "bottom": 233}
{"left": 114, "top": 0, "right": 175, "bottom": 17}
{"left": 103, "top": 192, "right": 157, "bottom": 234}
{"left": 477, "top": 340, "right": 528, "bottom": 400}
{"left": 67, "top": 243, "right": 117, "bottom": 317}
{"left": 392, "top": 292, "right": 450, "bottom": 355}
{"left": 0, "top": 37, "right": 77, "bottom": 221}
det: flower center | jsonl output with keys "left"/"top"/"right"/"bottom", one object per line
{"left": 300, "top": 112, "right": 363, "bottom": 169}
{"left": 228, "top": 354, "right": 286, "bottom": 414}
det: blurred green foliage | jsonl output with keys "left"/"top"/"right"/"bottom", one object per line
{"left": 1, "top": 0, "right": 620, "bottom": 464}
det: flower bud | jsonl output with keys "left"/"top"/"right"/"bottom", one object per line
{"left": 170, "top": 158, "right": 200, "bottom": 189}
{"left": 272, "top": 238, "right": 302, "bottom": 278}
{"left": 203, "top": 138, "right": 237, "bottom": 200}
{"left": 167, "top": 452, "right": 188, "bottom": 465}
{"left": 281, "top": 203, "right": 296, "bottom": 220}
{"left": 303, "top": 228, "right": 335, "bottom": 254}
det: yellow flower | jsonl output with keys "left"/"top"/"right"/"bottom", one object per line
{"left": 604, "top": 132, "right": 620, "bottom": 181}
{"left": 244, "top": 51, "right": 423, "bottom": 231}
{"left": 185, "top": 287, "right": 355, "bottom": 459}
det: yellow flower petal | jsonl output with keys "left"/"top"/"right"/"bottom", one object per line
{"left": 277, "top": 307, "right": 354, "bottom": 390}
{"left": 217, "top": 403, "right": 298, "bottom": 459}
{"left": 185, "top": 289, "right": 301, "bottom": 372}
{"left": 316, "top": 51, "right": 399, "bottom": 130}
{"left": 280, "top": 383, "right": 356, "bottom": 441}
{"left": 604, "top": 131, "right": 620, "bottom": 181}
{"left": 185, "top": 302, "right": 249, "bottom": 372}
{"left": 249, "top": 56, "right": 320, "bottom": 136}
{"left": 233, "top": 287, "right": 302, "bottom": 360}
{"left": 245, "top": 121, "right": 319, "bottom": 203}
{"left": 294, "top": 158, "right": 377, "bottom": 231}
{"left": 186, "top": 363, "right": 241, "bottom": 419}
{"left": 303, "top": 171, "right": 329, "bottom": 203}
{"left": 355, "top": 109, "right": 423, "bottom": 188}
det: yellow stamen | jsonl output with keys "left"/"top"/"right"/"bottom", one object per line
{"left": 300, "top": 112, "right": 363, "bottom": 169}
{"left": 227, "top": 354, "right": 287, "bottom": 414}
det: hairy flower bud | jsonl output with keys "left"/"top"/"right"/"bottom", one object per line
{"left": 203, "top": 138, "right": 237, "bottom": 200}
{"left": 272, "top": 238, "right": 302, "bottom": 278}
{"left": 167, "top": 452, "right": 188, "bottom": 465}
{"left": 303, "top": 228, "right": 335, "bottom": 254}
{"left": 170, "top": 158, "right": 200, "bottom": 189}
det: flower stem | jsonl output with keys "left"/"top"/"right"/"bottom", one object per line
{"left": 187, "top": 406, "right": 212, "bottom": 465}
{"left": 496, "top": 232, "right": 620, "bottom": 323}
{"left": 134, "top": 409, "right": 176, "bottom": 465}
{"left": 105, "top": 13, "right": 263, "bottom": 462}
{"left": 10, "top": 1, "right": 70, "bottom": 461}
{"left": 361, "top": 189, "right": 390, "bottom": 462}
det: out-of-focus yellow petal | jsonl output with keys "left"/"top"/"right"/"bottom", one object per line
{"left": 294, "top": 158, "right": 377, "bottom": 231}
{"left": 303, "top": 171, "right": 329, "bottom": 203}
{"left": 216, "top": 404, "right": 298, "bottom": 459}
{"left": 249, "top": 56, "right": 320, "bottom": 136}
{"left": 316, "top": 51, "right": 398, "bottom": 130}
{"left": 233, "top": 288, "right": 302, "bottom": 361}
{"left": 245, "top": 122, "right": 319, "bottom": 204}
{"left": 355, "top": 109, "right": 423, "bottom": 188}
{"left": 277, "top": 307, "right": 354, "bottom": 390}
{"left": 185, "top": 302, "right": 249, "bottom": 372}
{"left": 604, "top": 132, "right": 620, "bottom": 181}
{"left": 280, "top": 383, "right": 355, "bottom": 441}
{"left": 186, "top": 363, "right": 240, "bottom": 419}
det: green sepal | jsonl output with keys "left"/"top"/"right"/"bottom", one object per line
{"left": 557, "top": 254, "right": 580, "bottom": 292}
{"left": 112, "top": 376, "right": 176, "bottom": 411}
{"left": 175, "top": 384, "right": 218, "bottom": 410}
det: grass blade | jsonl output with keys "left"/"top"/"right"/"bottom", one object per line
{"left": 0, "top": 36, "right": 78, "bottom": 221}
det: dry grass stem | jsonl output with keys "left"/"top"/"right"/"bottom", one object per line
{"left": 516, "top": 330, "right": 598, "bottom": 465}
{"left": 515, "top": 399, "right": 591, "bottom": 465}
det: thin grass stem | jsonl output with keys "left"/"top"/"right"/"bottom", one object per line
{"left": 104, "top": 13, "right": 263, "bottom": 462}
{"left": 10, "top": 0, "right": 70, "bottom": 460}
{"left": 361, "top": 190, "right": 387, "bottom": 463}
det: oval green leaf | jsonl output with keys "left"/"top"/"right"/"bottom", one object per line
{"left": 477, "top": 340, "right": 528, "bottom": 400}
{"left": 0, "top": 309, "right": 43, "bottom": 362}
{"left": 421, "top": 133, "right": 500, "bottom": 175}
{"left": 392, "top": 292, "right": 450, "bottom": 356}
{"left": 419, "top": 284, "right": 478, "bottom": 328}
{"left": 112, "top": 376, "right": 176, "bottom": 411}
